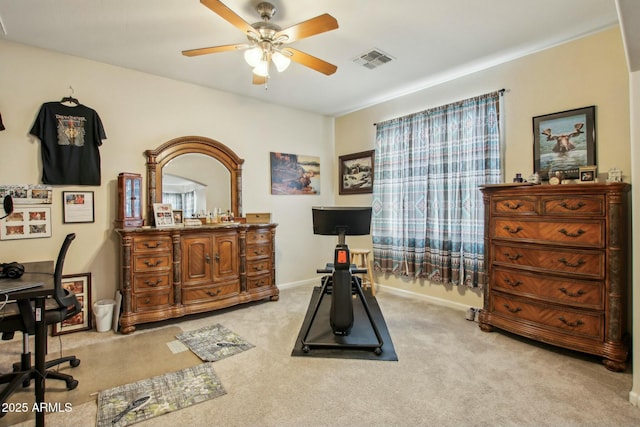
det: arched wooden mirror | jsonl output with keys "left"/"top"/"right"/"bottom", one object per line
{"left": 145, "top": 136, "right": 243, "bottom": 225}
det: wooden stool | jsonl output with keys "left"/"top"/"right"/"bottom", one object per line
{"left": 350, "top": 249, "right": 375, "bottom": 296}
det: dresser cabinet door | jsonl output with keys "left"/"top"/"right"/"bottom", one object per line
{"left": 182, "top": 235, "right": 213, "bottom": 286}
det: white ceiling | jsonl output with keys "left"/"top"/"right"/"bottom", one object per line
{"left": 0, "top": 0, "right": 630, "bottom": 117}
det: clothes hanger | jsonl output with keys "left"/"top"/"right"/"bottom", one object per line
{"left": 60, "top": 85, "right": 79, "bottom": 106}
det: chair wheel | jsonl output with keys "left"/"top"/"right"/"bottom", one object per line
{"left": 374, "top": 347, "right": 382, "bottom": 355}
{"left": 303, "top": 345, "right": 310, "bottom": 353}
{"left": 70, "top": 359, "right": 81, "bottom": 368}
{"left": 67, "top": 379, "right": 79, "bottom": 390}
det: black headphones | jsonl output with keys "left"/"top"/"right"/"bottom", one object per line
{"left": 0, "top": 262, "right": 25, "bottom": 279}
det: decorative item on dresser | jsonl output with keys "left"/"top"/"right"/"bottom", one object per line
{"left": 116, "top": 223, "right": 278, "bottom": 334}
{"left": 115, "top": 173, "right": 143, "bottom": 228}
{"left": 478, "top": 182, "right": 630, "bottom": 371}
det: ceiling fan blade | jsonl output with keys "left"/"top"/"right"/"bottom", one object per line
{"left": 182, "top": 43, "right": 245, "bottom": 57}
{"left": 253, "top": 74, "right": 267, "bottom": 85}
{"left": 276, "top": 14, "right": 338, "bottom": 43}
{"left": 282, "top": 48, "right": 337, "bottom": 76}
{"left": 200, "top": 0, "right": 258, "bottom": 36}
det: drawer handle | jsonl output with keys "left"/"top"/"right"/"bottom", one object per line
{"left": 144, "top": 241, "right": 161, "bottom": 248}
{"left": 206, "top": 289, "right": 222, "bottom": 297}
{"left": 503, "top": 252, "right": 522, "bottom": 261}
{"left": 256, "top": 280, "right": 267, "bottom": 287}
{"left": 557, "top": 258, "right": 585, "bottom": 268}
{"left": 145, "top": 298, "right": 151, "bottom": 304}
{"left": 558, "top": 316, "right": 584, "bottom": 328}
{"left": 503, "top": 304, "right": 521, "bottom": 314}
{"left": 503, "top": 202, "right": 522, "bottom": 210}
{"left": 144, "top": 279, "right": 162, "bottom": 287}
{"left": 504, "top": 278, "right": 522, "bottom": 287}
{"left": 215, "top": 253, "right": 220, "bottom": 263}
{"left": 143, "top": 259, "right": 162, "bottom": 267}
{"left": 558, "top": 228, "right": 585, "bottom": 238}
{"left": 253, "top": 248, "right": 264, "bottom": 255}
{"left": 503, "top": 225, "right": 523, "bottom": 234}
{"left": 559, "top": 287, "right": 586, "bottom": 298}
{"left": 559, "top": 201, "right": 586, "bottom": 211}
{"left": 205, "top": 254, "right": 211, "bottom": 264}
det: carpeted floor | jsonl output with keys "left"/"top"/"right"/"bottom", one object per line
{"left": 2, "top": 284, "right": 640, "bottom": 427}
{"left": 0, "top": 326, "right": 200, "bottom": 426}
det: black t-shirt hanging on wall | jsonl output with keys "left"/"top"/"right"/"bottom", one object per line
{"left": 30, "top": 102, "right": 107, "bottom": 185}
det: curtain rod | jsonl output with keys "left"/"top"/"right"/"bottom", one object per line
{"left": 373, "top": 88, "right": 507, "bottom": 126}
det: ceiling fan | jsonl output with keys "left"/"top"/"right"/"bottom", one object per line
{"left": 182, "top": 0, "right": 339, "bottom": 85}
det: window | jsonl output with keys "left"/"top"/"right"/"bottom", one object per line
{"left": 372, "top": 91, "right": 502, "bottom": 288}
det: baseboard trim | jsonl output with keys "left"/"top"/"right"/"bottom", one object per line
{"left": 630, "top": 390, "right": 640, "bottom": 406}
{"left": 278, "top": 279, "right": 472, "bottom": 313}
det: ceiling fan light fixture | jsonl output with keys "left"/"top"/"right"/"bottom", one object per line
{"left": 272, "top": 51, "right": 291, "bottom": 72}
{"left": 253, "top": 60, "right": 270, "bottom": 77}
{"left": 244, "top": 47, "right": 262, "bottom": 67}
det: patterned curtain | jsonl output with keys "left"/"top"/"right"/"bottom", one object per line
{"left": 372, "top": 91, "right": 501, "bottom": 288}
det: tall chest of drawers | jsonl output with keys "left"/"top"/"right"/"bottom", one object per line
{"left": 478, "top": 183, "right": 630, "bottom": 371}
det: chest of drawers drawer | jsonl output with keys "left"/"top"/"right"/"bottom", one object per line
{"left": 247, "top": 275, "right": 272, "bottom": 291}
{"left": 491, "top": 294, "right": 604, "bottom": 341}
{"left": 492, "top": 219, "right": 604, "bottom": 247}
{"left": 246, "top": 259, "right": 271, "bottom": 276}
{"left": 133, "top": 292, "right": 172, "bottom": 312}
{"left": 133, "top": 237, "right": 172, "bottom": 252}
{"left": 133, "top": 253, "right": 172, "bottom": 273}
{"left": 246, "top": 229, "right": 271, "bottom": 245}
{"left": 492, "top": 242, "right": 604, "bottom": 278}
{"left": 182, "top": 282, "right": 239, "bottom": 304}
{"left": 492, "top": 267, "right": 603, "bottom": 309}
{"left": 133, "top": 273, "right": 171, "bottom": 292}
{"left": 246, "top": 243, "right": 270, "bottom": 260}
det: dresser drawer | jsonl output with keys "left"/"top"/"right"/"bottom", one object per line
{"left": 133, "top": 237, "right": 172, "bottom": 253}
{"left": 492, "top": 267, "right": 603, "bottom": 309}
{"left": 182, "top": 282, "right": 239, "bottom": 304}
{"left": 133, "top": 292, "right": 172, "bottom": 312}
{"left": 133, "top": 253, "right": 172, "bottom": 272}
{"left": 247, "top": 275, "right": 272, "bottom": 291}
{"left": 246, "top": 229, "right": 271, "bottom": 245}
{"left": 246, "top": 243, "right": 271, "bottom": 260}
{"left": 133, "top": 273, "right": 171, "bottom": 292}
{"left": 542, "top": 196, "right": 605, "bottom": 216}
{"left": 492, "top": 294, "right": 604, "bottom": 340}
{"left": 493, "top": 243, "right": 604, "bottom": 279}
{"left": 246, "top": 259, "right": 271, "bottom": 276}
{"left": 492, "top": 196, "right": 538, "bottom": 215}
{"left": 493, "top": 219, "right": 604, "bottom": 247}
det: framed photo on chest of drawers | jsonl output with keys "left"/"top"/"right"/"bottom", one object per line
{"left": 478, "top": 182, "right": 630, "bottom": 371}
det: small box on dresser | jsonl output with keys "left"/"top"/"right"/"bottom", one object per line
{"left": 478, "top": 182, "right": 630, "bottom": 371}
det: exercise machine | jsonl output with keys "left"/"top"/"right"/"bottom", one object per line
{"left": 300, "top": 206, "right": 383, "bottom": 355}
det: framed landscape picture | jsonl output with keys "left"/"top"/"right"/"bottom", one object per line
{"left": 533, "top": 106, "right": 596, "bottom": 180}
{"left": 339, "top": 150, "right": 374, "bottom": 195}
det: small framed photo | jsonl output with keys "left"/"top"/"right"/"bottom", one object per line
{"left": 63, "top": 191, "right": 95, "bottom": 223}
{"left": 153, "top": 203, "right": 175, "bottom": 227}
{"left": 579, "top": 166, "right": 597, "bottom": 183}
{"left": 172, "top": 209, "right": 183, "bottom": 224}
{"left": 52, "top": 273, "right": 92, "bottom": 335}
{"left": 339, "top": 150, "right": 375, "bottom": 195}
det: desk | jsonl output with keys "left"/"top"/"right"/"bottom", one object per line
{"left": 1, "top": 261, "right": 54, "bottom": 427}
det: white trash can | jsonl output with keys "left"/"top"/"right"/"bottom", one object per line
{"left": 94, "top": 299, "right": 116, "bottom": 332}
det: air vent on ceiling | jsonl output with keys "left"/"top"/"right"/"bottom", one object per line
{"left": 353, "top": 48, "right": 394, "bottom": 70}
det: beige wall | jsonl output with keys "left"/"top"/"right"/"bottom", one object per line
{"left": 335, "top": 27, "right": 631, "bottom": 309}
{"left": 629, "top": 69, "right": 639, "bottom": 405}
{"left": 0, "top": 39, "right": 337, "bottom": 302}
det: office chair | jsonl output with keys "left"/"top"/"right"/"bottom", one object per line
{"left": 0, "top": 233, "right": 81, "bottom": 416}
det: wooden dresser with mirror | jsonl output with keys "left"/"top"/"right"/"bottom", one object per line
{"left": 116, "top": 136, "right": 278, "bottom": 334}
{"left": 479, "top": 183, "right": 629, "bottom": 371}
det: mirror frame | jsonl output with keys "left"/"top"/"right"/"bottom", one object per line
{"left": 145, "top": 135, "right": 244, "bottom": 225}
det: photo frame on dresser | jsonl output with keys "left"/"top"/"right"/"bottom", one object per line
{"left": 153, "top": 203, "right": 175, "bottom": 227}
{"left": 533, "top": 106, "right": 596, "bottom": 180}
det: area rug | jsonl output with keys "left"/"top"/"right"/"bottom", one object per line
{"left": 96, "top": 362, "right": 225, "bottom": 427}
{"left": 0, "top": 326, "right": 201, "bottom": 426}
{"left": 291, "top": 286, "right": 398, "bottom": 361}
{"left": 176, "top": 323, "right": 254, "bottom": 362}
